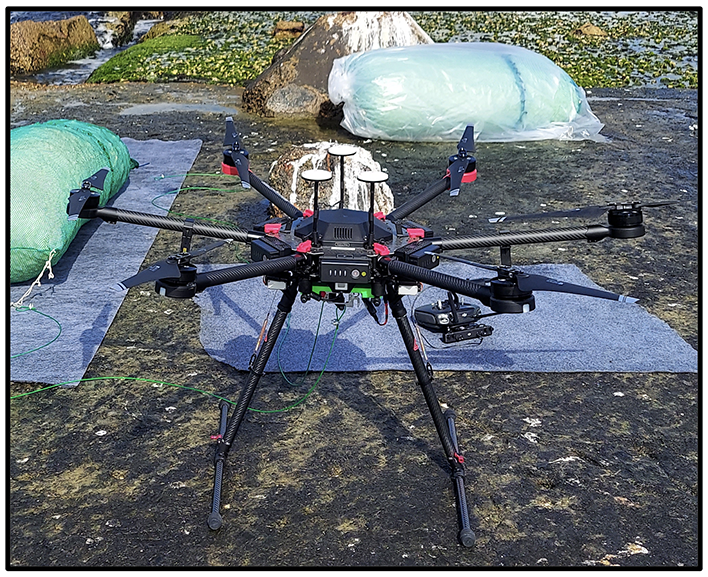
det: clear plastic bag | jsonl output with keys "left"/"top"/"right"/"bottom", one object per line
{"left": 328, "top": 42, "right": 604, "bottom": 142}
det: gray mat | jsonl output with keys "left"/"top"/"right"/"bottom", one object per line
{"left": 195, "top": 262, "right": 697, "bottom": 373}
{"left": 10, "top": 138, "right": 203, "bottom": 385}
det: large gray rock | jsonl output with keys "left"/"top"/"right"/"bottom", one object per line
{"left": 243, "top": 11, "right": 433, "bottom": 119}
{"left": 268, "top": 142, "right": 394, "bottom": 217}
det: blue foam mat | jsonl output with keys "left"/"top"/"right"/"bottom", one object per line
{"left": 10, "top": 138, "right": 203, "bottom": 385}
{"left": 195, "top": 262, "right": 697, "bottom": 373}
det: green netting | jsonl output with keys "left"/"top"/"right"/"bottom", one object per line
{"left": 10, "top": 120, "right": 136, "bottom": 283}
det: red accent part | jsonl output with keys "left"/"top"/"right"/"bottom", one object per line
{"left": 406, "top": 227, "right": 426, "bottom": 241}
{"left": 303, "top": 209, "right": 314, "bottom": 218}
{"left": 461, "top": 169, "right": 477, "bottom": 183}
{"left": 374, "top": 211, "right": 385, "bottom": 220}
{"left": 373, "top": 242, "right": 390, "bottom": 256}
{"left": 222, "top": 162, "right": 239, "bottom": 176}
{"left": 445, "top": 167, "right": 477, "bottom": 184}
{"left": 454, "top": 452, "right": 465, "bottom": 464}
{"left": 264, "top": 223, "right": 282, "bottom": 235}
{"left": 413, "top": 338, "right": 419, "bottom": 351}
{"left": 296, "top": 240, "right": 312, "bottom": 253}
{"left": 210, "top": 434, "right": 223, "bottom": 440}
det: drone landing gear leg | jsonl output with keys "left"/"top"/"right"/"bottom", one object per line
{"left": 207, "top": 284, "right": 298, "bottom": 531}
{"left": 388, "top": 291, "right": 476, "bottom": 547}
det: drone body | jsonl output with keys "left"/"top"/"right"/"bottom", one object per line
{"left": 66, "top": 118, "right": 672, "bottom": 547}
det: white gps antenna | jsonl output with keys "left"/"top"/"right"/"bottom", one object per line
{"left": 328, "top": 144, "right": 358, "bottom": 209}
{"left": 357, "top": 170, "right": 389, "bottom": 248}
{"left": 301, "top": 169, "right": 333, "bottom": 247}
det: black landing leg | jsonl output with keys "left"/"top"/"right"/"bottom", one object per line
{"left": 207, "top": 284, "right": 298, "bottom": 530}
{"left": 388, "top": 289, "right": 476, "bottom": 547}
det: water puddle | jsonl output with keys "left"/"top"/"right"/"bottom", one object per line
{"left": 118, "top": 103, "right": 239, "bottom": 116}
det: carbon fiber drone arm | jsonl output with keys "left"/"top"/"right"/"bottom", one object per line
{"left": 386, "top": 177, "right": 450, "bottom": 222}
{"left": 194, "top": 254, "right": 303, "bottom": 292}
{"left": 435, "top": 224, "right": 612, "bottom": 251}
{"left": 247, "top": 172, "right": 304, "bottom": 220}
{"left": 90, "top": 207, "right": 257, "bottom": 243}
{"left": 385, "top": 258, "right": 492, "bottom": 305}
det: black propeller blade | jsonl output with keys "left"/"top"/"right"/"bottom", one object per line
{"left": 514, "top": 272, "right": 638, "bottom": 303}
{"left": 113, "top": 258, "right": 182, "bottom": 291}
{"left": 67, "top": 168, "right": 110, "bottom": 221}
{"left": 489, "top": 200, "right": 678, "bottom": 223}
{"left": 223, "top": 116, "right": 251, "bottom": 189}
{"left": 112, "top": 239, "right": 233, "bottom": 291}
{"left": 429, "top": 252, "right": 638, "bottom": 304}
{"left": 448, "top": 125, "right": 476, "bottom": 197}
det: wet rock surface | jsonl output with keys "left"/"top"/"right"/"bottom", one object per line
{"left": 243, "top": 11, "right": 432, "bottom": 118}
{"left": 10, "top": 16, "right": 99, "bottom": 75}
{"left": 9, "top": 81, "right": 698, "bottom": 567}
{"left": 268, "top": 142, "right": 394, "bottom": 215}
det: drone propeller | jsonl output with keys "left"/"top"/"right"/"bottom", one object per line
{"left": 447, "top": 125, "right": 476, "bottom": 196}
{"left": 223, "top": 117, "right": 251, "bottom": 188}
{"left": 67, "top": 168, "right": 110, "bottom": 221}
{"left": 430, "top": 253, "right": 638, "bottom": 303}
{"left": 489, "top": 200, "right": 678, "bottom": 223}
{"left": 112, "top": 239, "right": 233, "bottom": 291}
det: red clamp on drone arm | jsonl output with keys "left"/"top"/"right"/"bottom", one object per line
{"left": 296, "top": 240, "right": 312, "bottom": 253}
{"left": 373, "top": 242, "right": 390, "bottom": 256}
{"left": 221, "top": 162, "right": 240, "bottom": 176}
{"left": 406, "top": 228, "right": 426, "bottom": 242}
{"left": 374, "top": 211, "right": 385, "bottom": 220}
{"left": 461, "top": 169, "right": 477, "bottom": 183}
{"left": 264, "top": 223, "right": 282, "bottom": 235}
{"left": 444, "top": 167, "right": 477, "bottom": 183}
{"left": 303, "top": 209, "right": 314, "bottom": 218}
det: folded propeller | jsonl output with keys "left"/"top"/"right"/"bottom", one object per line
{"left": 489, "top": 200, "right": 678, "bottom": 223}
{"left": 430, "top": 253, "right": 638, "bottom": 304}
{"left": 447, "top": 125, "right": 476, "bottom": 197}
{"left": 112, "top": 239, "right": 233, "bottom": 291}
{"left": 223, "top": 116, "right": 251, "bottom": 188}
{"left": 67, "top": 168, "right": 110, "bottom": 221}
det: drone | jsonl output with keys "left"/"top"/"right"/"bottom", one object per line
{"left": 67, "top": 119, "right": 676, "bottom": 547}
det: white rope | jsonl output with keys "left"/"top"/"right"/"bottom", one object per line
{"left": 10, "top": 249, "right": 57, "bottom": 309}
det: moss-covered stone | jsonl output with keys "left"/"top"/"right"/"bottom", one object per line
{"left": 86, "top": 35, "right": 205, "bottom": 83}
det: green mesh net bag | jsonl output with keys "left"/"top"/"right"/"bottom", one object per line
{"left": 10, "top": 120, "right": 136, "bottom": 283}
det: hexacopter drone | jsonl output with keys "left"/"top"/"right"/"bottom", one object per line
{"left": 68, "top": 119, "right": 675, "bottom": 547}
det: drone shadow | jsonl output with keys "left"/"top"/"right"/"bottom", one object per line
{"left": 79, "top": 301, "right": 115, "bottom": 367}
{"left": 424, "top": 343, "right": 587, "bottom": 370}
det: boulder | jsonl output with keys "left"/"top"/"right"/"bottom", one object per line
{"left": 243, "top": 11, "right": 433, "bottom": 118}
{"left": 274, "top": 20, "right": 305, "bottom": 40}
{"left": 104, "top": 12, "right": 138, "bottom": 47}
{"left": 106, "top": 12, "right": 164, "bottom": 46}
{"left": 268, "top": 142, "right": 394, "bottom": 217}
{"left": 574, "top": 22, "right": 608, "bottom": 37}
{"left": 10, "top": 15, "right": 99, "bottom": 76}
{"left": 140, "top": 19, "right": 181, "bottom": 42}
